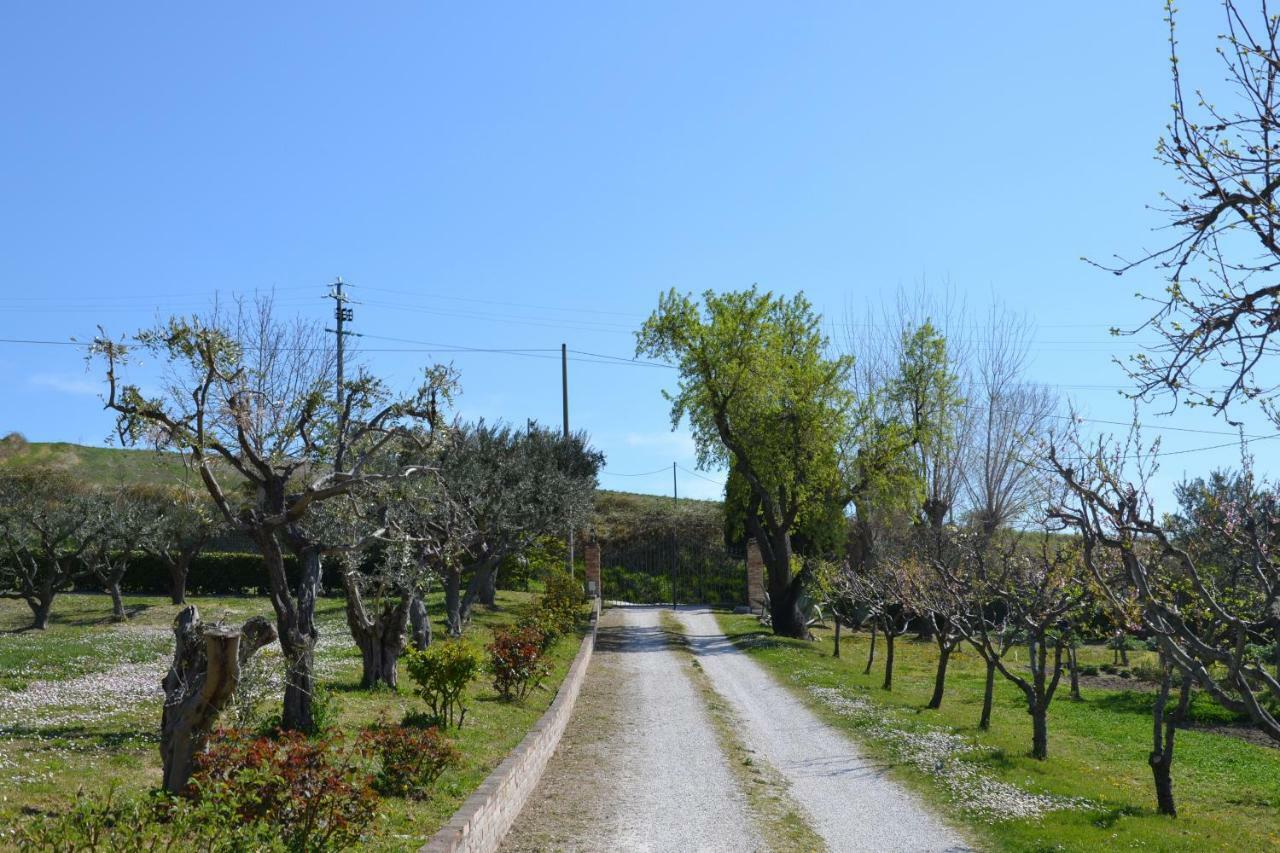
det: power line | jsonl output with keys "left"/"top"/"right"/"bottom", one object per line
{"left": 600, "top": 466, "right": 672, "bottom": 478}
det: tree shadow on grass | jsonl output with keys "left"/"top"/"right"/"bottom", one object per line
{"left": 0, "top": 723, "right": 159, "bottom": 749}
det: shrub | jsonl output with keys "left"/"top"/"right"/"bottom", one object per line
{"left": 12, "top": 786, "right": 282, "bottom": 852}
{"left": 488, "top": 625, "right": 550, "bottom": 701}
{"left": 540, "top": 566, "right": 586, "bottom": 635}
{"left": 405, "top": 641, "right": 481, "bottom": 728}
{"left": 1079, "top": 664, "right": 1100, "bottom": 677}
{"left": 364, "top": 724, "right": 458, "bottom": 798}
{"left": 192, "top": 729, "right": 376, "bottom": 851}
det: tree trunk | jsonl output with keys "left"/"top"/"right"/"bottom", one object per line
{"left": 1068, "top": 645, "right": 1081, "bottom": 700}
{"left": 107, "top": 581, "right": 127, "bottom": 622}
{"left": 767, "top": 572, "right": 808, "bottom": 639}
{"left": 458, "top": 557, "right": 500, "bottom": 631}
{"left": 355, "top": 629, "right": 403, "bottom": 689}
{"left": 1030, "top": 706, "right": 1048, "bottom": 760}
{"left": 444, "top": 569, "right": 463, "bottom": 638}
{"left": 160, "top": 606, "right": 276, "bottom": 794}
{"left": 479, "top": 565, "right": 498, "bottom": 608}
{"left": 864, "top": 622, "right": 877, "bottom": 675}
{"left": 409, "top": 594, "right": 432, "bottom": 651}
{"left": 28, "top": 591, "right": 54, "bottom": 630}
{"left": 883, "top": 629, "right": 895, "bottom": 691}
{"left": 342, "top": 573, "right": 411, "bottom": 690}
{"left": 280, "top": 546, "right": 322, "bottom": 732}
{"left": 168, "top": 554, "right": 191, "bottom": 605}
{"left": 833, "top": 620, "right": 841, "bottom": 658}
{"left": 1149, "top": 662, "right": 1192, "bottom": 817}
{"left": 927, "top": 644, "right": 951, "bottom": 709}
{"left": 979, "top": 657, "right": 996, "bottom": 730}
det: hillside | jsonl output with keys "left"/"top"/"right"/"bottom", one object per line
{"left": 0, "top": 436, "right": 724, "bottom": 530}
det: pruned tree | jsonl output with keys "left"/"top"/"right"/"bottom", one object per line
{"left": 137, "top": 485, "right": 220, "bottom": 605}
{"left": 84, "top": 486, "right": 154, "bottom": 622}
{"left": 94, "top": 295, "right": 453, "bottom": 731}
{"left": 844, "top": 555, "right": 920, "bottom": 691}
{"left": 638, "top": 287, "right": 859, "bottom": 638}
{"left": 436, "top": 421, "right": 601, "bottom": 636}
{"left": 0, "top": 470, "right": 99, "bottom": 629}
{"left": 160, "top": 605, "right": 276, "bottom": 794}
{"left": 949, "top": 530, "right": 1088, "bottom": 759}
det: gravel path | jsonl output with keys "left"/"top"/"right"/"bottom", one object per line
{"left": 501, "top": 606, "right": 760, "bottom": 853}
{"left": 676, "top": 607, "right": 972, "bottom": 853}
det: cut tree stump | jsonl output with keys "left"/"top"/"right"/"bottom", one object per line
{"left": 160, "top": 605, "right": 276, "bottom": 794}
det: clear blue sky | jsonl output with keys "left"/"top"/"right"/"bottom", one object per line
{"left": 0, "top": 2, "right": 1269, "bottom": 507}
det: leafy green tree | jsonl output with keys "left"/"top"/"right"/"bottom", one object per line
{"left": 638, "top": 287, "right": 859, "bottom": 637}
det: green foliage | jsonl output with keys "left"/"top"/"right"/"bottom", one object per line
{"left": 637, "top": 288, "right": 855, "bottom": 558}
{"left": 540, "top": 566, "right": 585, "bottom": 631}
{"left": 405, "top": 641, "right": 482, "bottom": 728}
{"left": 487, "top": 625, "right": 551, "bottom": 701}
{"left": 12, "top": 787, "right": 284, "bottom": 852}
{"left": 365, "top": 724, "right": 458, "bottom": 799}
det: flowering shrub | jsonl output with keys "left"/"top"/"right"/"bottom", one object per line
{"left": 405, "top": 641, "right": 481, "bottom": 728}
{"left": 540, "top": 567, "right": 585, "bottom": 635}
{"left": 365, "top": 723, "right": 458, "bottom": 798}
{"left": 191, "top": 729, "right": 376, "bottom": 851}
{"left": 488, "top": 625, "right": 550, "bottom": 701}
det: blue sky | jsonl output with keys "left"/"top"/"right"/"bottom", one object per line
{"left": 0, "top": 2, "right": 1270, "bottom": 507}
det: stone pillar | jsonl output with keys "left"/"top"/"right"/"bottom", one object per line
{"left": 746, "top": 539, "right": 765, "bottom": 614}
{"left": 584, "top": 541, "right": 601, "bottom": 599}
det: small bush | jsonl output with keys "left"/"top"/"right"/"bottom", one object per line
{"left": 309, "top": 683, "right": 341, "bottom": 734}
{"left": 192, "top": 729, "right": 376, "bottom": 851}
{"left": 405, "top": 641, "right": 481, "bottom": 728}
{"left": 1079, "top": 664, "right": 1100, "bottom": 677}
{"left": 365, "top": 724, "right": 458, "bottom": 798}
{"left": 488, "top": 625, "right": 550, "bottom": 701}
{"left": 12, "top": 786, "right": 282, "bottom": 852}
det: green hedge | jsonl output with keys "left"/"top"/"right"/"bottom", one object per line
{"left": 12, "top": 551, "right": 345, "bottom": 596}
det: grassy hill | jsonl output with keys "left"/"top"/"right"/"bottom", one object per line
{"left": 0, "top": 435, "right": 724, "bottom": 530}
{"left": 0, "top": 433, "right": 196, "bottom": 486}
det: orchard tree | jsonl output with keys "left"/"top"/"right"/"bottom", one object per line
{"left": 437, "top": 421, "right": 601, "bottom": 636}
{"left": 0, "top": 470, "right": 99, "bottom": 629}
{"left": 84, "top": 486, "right": 154, "bottom": 622}
{"left": 138, "top": 485, "right": 219, "bottom": 604}
{"left": 638, "top": 287, "right": 859, "bottom": 638}
{"left": 94, "top": 296, "right": 452, "bottom": 731}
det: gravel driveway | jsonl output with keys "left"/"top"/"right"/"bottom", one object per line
{"left": 676, "top": 607, "right": 972, "bottom": 853}
{"left": 501, "top": 606, "right": 760, "bottom": 852}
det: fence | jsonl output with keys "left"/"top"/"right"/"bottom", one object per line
{"left": 599, "top": 537, "right": 744, "bottom": 606}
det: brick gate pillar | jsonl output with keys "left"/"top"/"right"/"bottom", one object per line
{"left": 584, "top": 541, "right": 601, "bottom": 599}
{"left": 746, "top": 539, "right": 765, "bottom": 613}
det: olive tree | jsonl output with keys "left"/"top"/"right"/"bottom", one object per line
{"left": 137, "top": 485, "right": 219, "bottom": 605}
{"left": 83, "top": 486, "right": 154, "bottom": 622}
{"left": 436, "top": 421, "right": 601, "bottom": 637}
{"left": 0, "top": 470, "right": 99, "bottom": 629}
{"left": 94, "top": 296, "right": 451, "bottom": 731}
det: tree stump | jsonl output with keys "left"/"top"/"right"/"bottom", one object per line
{"left": 160, "top": 605, "right": 276, "bottom": 794}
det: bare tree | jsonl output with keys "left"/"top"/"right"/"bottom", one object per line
{"left": 94, "top": 296, "right": 451, "bottom": 731}
{"left": 963, "top": 303, "right": 1057, "bottom": 536}
{"left": 85, "top": 486, "right": 155, "bottom": 622}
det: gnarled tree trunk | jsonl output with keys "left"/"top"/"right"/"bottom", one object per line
{"left": 409, "top": 593, "right": 432, "bottom": 651}
{"left": 160, "top": 606, "right": 276, "bottom": 794}
{"left": 280, "top": 546, "right": 323, "bottom": 732}
{"left": 979, "top": 657, "right": 996, "bottom": 730}
{"left": 342, "top": 572, "right": 412, "bottom": 690}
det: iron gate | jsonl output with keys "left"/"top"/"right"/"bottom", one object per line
{"left": 599, "top": 537, "right": 745, "bottom": 605}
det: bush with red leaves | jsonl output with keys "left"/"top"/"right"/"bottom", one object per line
{"left": 365, "top": 723, "right": 459, "bottom": 799}
{"left": 487, "top": 624, "right": 550, "bottom": 701}
{"left": 191, "top": 729, "right": 377, "bottom": 851}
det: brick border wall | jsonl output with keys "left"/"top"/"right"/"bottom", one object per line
{"left": 421, "top": 599, "right": 601, "bottom": 853}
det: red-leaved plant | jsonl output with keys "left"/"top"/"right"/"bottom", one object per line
{"left": 487, "top": 625, "right": 550, "bottom": 701}
{"left": 365, "top": 723, "right": 459, "bottom": 799}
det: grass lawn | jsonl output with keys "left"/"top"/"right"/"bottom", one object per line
{"left": 0, "top": 589, "right": 585, "bottom": 850}
{"left": 716, "top": 613, "right": 1280, "bottom": 852}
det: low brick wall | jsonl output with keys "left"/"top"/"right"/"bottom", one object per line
{"left": 421, "top": 600, "right": 601, "bottom": 853}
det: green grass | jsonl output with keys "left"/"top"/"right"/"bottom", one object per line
{"left": 0, "top": 590, "right": 587, "bottom": 850}
{"left": 0, "top": 439, "right": 196, "bottom": 486}
{"left": 716, "top": 613, "right": 1280, "bottom": 852}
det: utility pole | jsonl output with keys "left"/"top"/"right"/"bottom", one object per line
{"left": 325, "top": 278, "right": 360, "bottom": 466}
{"left": 562, "top": 343, "right": 574, "bottom": 577}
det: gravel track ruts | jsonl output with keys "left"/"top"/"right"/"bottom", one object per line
{"left": 676, "top": 607, "right": 973, "bottom": 853}
{"left": 500, "top": 606, "right": 760, "bottom": 853}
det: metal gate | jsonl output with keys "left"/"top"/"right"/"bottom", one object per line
{"left": 599, "top": 537, "right": 745, "bottom": 606}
